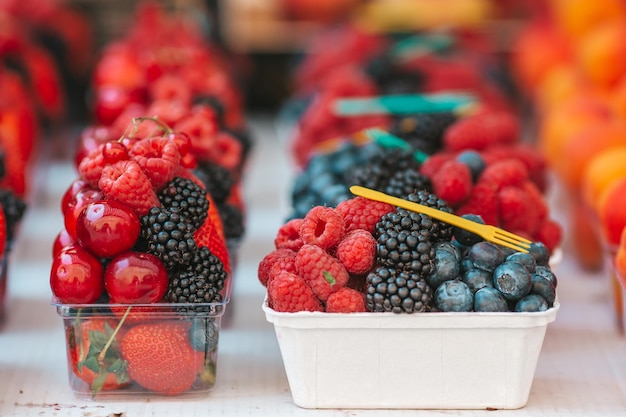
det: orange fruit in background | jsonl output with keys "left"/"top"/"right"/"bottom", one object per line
{"left": 538, "top": 96, "right": 613, "bottom": 176}
{"left": 570, "top": 197, "right": 604, "bottom": 272}
{"left": 557, "top": 120, "right": 626, "bottom": 191}
{"left": 614, "top": 227, "right": 626, "bottom": 288}
{"left": 598, "top": 177, "right": 626, "bottom": 246}
{"left": 550, "top": 0, "right": 626, "bottom": 41}
{"left": 576, "top": 19, "right": 626, "bottom": 89}
{"left": 581, "top": 146, "right": 626, "bottom": 213}
{"left": 535, "top": 64, "right": 585, "bottom": 110}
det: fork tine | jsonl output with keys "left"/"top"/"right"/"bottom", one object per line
{"left": 493, "top": 228, "right": 533, "bottom": 244}
{"left": 490, "top": 238, "right": 531, "bottom": 253}
{"left": 492, "top": 231, "right": 532, "bottom": 247}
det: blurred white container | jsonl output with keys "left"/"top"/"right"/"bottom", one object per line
{"left": 264, "top": 301, "right": 559, "bottom": 409}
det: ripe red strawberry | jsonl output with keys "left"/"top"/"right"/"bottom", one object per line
{"left": 98, "top": 160, "right": 161, "bottom": 216}
{"left": 0, "top": 202, "right": 6, "bottom": 258}
{"left": 335, "top": 229, "right": 376, "bottom": 274}
{"left": 430, "top": 159, "right": 473, "bottom": 208}
{"left": 193, "top": 193, "right": 230, "bottom": 274}
{"left": 335, "top": 197, "right": 394, "bottom": 234}
{"left": 129, "top": 136, "right": 181, "bottom": 190}
{"left": 120, "top": 321, "right": 204, "bottom": 395}
{"left": 267, "top": 271, "right": 322, "bottom": 312}
{"left": 296, "top": 244, "right": 349, "bottom": 301}
{"left": 70, "top": 319, "right": 130, "bottom": 395}
{"left": 326, "top": 287, "right": 367, "bottom": 313}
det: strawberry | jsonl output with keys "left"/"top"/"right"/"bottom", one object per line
{"left": 98, "top": 159, "right": 161, "bottom": 216}
{"left": 120, "top": 321, "right": 204, "bottom": 395}
{"left": 129, "top": 136, "right": 181, "bottom": 190}
{"left": 0, "top": 201, "right": 6, "bottom": 258}
{"left": 70, "top": 319, "right": 130, "bottom": 396}
{"left": 193, "top": 192, "right": 231, "bottom": 275}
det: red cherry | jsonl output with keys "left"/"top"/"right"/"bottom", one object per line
{"left": 64, "top": 188, "right": 104, "bottom": 240}
{"left": 74, "top": 126, "right": 112, "bottom": 168}
{"left": 105, "top": 251, "right": 168, "bottom": 304}
{"left": 168, "top": 132, "right": 192, "bottom": 156}
{"left": 75, "top": 200, "right": 140, "bottom": 258}
{"left": 50, "top": 244, "right": 104, "bottom": 304}
{"left": 102, "top": 141, "right": 129, "bottom": 164}
{"left": 61, "top": 178, "right": 88, "bottom": 214}
{"left": 52, "top": 229, "right": 75, "bottom": 257}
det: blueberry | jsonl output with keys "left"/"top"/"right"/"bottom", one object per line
{"left": 456, "top": 150, "right": 486, "bottom": 182}
{"left": 474, "top": 287, "right": 509, "bottom": 312}
{"left": 435, "top": 280, "right": 473, "bottom": 312}
{"left": 493, "top": 261, "right": 532, "bottom": 300}
{"left": 434, "top": 241, "right": 462, "bottom": 261}
{"left": 308, "top": 172, "right": 336, "bottom": 196}
{"left": 460, "top": 256, "right": 474, "bottom": 272}
{"left": 515, "top": 294, "right": 549, "bottom": 312}
{"left": 506, "top": 252, "right": 536, "bottom": 273}
{"left": 188, "top": 318, "right": 219, "bottom": 352}
{"left": 468, "top": 241, "right": 504, "bottom": 272}
{"left": 528, "top": 242, "right": 550, "bottom": 266}
{"left": 426, "top": 243, "right": 461, "bottom": 289}
{"left": 531, "top": 273, "right": 556, "bottom": 306}
{"left": 534, "top": 265, "right": 558, "bottom": 287}
{"left": 320, "top": 184, "right": 350, "bottom": 207}
{"left": 462, "top": 268, "right": 493, "bottom": 293}
{"left": 453, "top": 214, "right": 485, "bottom": 247}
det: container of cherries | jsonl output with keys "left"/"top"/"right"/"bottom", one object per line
{"left": 50, "top": 118, "right": 231, "bottom": 398}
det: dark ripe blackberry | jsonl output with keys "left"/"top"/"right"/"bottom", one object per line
{"left": 158, "top": 177, "right": 208, "bottom": 230}
{"left": 218, "top": 203, "right": 245, "bottom": 240}
{"left": 374, "top": 209, "right": 437, "bottom": 276}
{"left": 167, "top": 246, "right": 227, "bottom": 306}
{"left": 365, "top": 266, "right": 433, "bottom": 313}
{"left": 193, "top": 162, "right": 234, "bottom": 203}
{"left": 406, "top": 190, "right": 454, "bottom": 241}
{"left": 141, "top": 207, "right": 197, "bottom": 269}
{"left": 344, "top": 146, "right": 418, "bottom": 190}
{"left": 0, "top": 189, "right": 26, "bottom": 244}
{"left": 383, "top": 168, "right": 432, "bottom": 199}
{"left": 390, "top": 112, "right": 457, "bottom": 154}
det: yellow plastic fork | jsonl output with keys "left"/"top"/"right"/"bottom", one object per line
{"left": 350, "top": 185, "right": 532, "bottom": 253}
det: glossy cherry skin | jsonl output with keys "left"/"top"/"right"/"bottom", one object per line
{"left": 75, "top": 200, "right": 140, "bottom": 258}
{"left": 61, "top": 178, "right": 89, "bottom": 214}
{"left": 104, "top": 251, "right": 168, "bottom": 304}
{"left": 64, "top": 188, "right": 105, "bottom": 240}
{"left": 50, "top": 244, "right": 104, "bottom": 304}
{"left": 52, "top": 229, "right": 75, "bottom": 257}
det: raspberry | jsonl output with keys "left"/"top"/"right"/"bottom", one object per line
{"left": 129, "top": 136, "right": 181, "bottom": 190}
{"left": 498, "top": 185, "right": 541, "bottom": 236}
{"left": 456, "top": 181, "right": 500, "bottom": 226}
{"left": 430, "top": 159, "right": 473, "bottom": 208}
{"left": 335, "top": 229, "right": 376, "bottom": 274}
{"left": 269, "top": 256, "right": 298, "bottom": 287}
{"left": 258, "top": 249, "right": 296, "bottom": 287}
{"left": 296, "top": 244, "right": 349, "bottom": 301}
{"left": 267, "top": 271, "right": 323, "bottom": 313}
{"left": 443, "top": 111, "right": 519, "bottom": 152}
{"left": 534, "top": 219, "right": 563, "bottom": 253}
{"left": 299, "top": 206, "right": 345, "bottom": 250}
{"left": 326, "top": 287, "right": 367, "bottom": 313}
{"left": 335, "top": 197, "right": 394, "bottom": 234}
{"left": 98, "top": 160, "right": 161, "bottom": 216}
{"left": 274, "top": 218, "right": 304, "bottom": 251}
{"left": 418, "top": 152, "right": 454, "bottom": 179}
{"left": 482, "top": 144, "right": 547, "bottom": 192}
{"left": 480, "top": 158, "right": 528, "bottom": 191}
{"left": 77, "top": 144, "right": 107, "bottom": 188}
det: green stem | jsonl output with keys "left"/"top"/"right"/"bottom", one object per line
{"left": 97, "top": 306, "right": 131, "bottom": 365}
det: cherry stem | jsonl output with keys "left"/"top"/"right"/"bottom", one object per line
{"left": 97, "top": 306, "right": 131, "bottom": 366}
{"left": 119, "top": 116, "right": 174, "bottom": 141}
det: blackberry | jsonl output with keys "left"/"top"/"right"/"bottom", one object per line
{"left": 383, "top": 168, "right": 432, "bottom": 199}
{"left": 390, "top": 112, "right": 457, "bottom": 154}
{"left": 0, "top": 189, "right": 26, "bottom": 244}
{"left": 406, "top": 190, "right": 454, "bottom": 241}
{"left": 167, "top": 246, "right": 227, "bottom": 305}
{"left": 158, "top": 177, "right": 208, "bottom": 230}
{"left": 141, "top": 207, "right": 197, "bottom": 269}
{"left": 193, "top": 162, "right": 234, "bottom": 203}
{"left": 365, "top": 266, "right": 433, "bottom": 313}
{"left": 374, "top": 209, "right": 437, "bottom": 276}
{"left": 218, "top": 203, "right": 245, "bottom": 240}
{"left": 344, "top": 146, "right": 419, "bottom": 191}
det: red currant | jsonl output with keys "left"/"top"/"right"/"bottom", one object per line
{"left": 104, "top": 251, "right": 168, "bottom": 304}
{"left": 50, "top": 244, "right": 104, "bottom": 304}
{"left": 75, "top": 200, "right": 140, "bottom": 258}
{"left": 64, "top": 188, "right": 104, "bottom": 240}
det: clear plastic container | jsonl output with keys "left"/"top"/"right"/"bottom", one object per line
{"left": 55, "top": 300, "right": 227, "bottom": 399}
{"left": 264, "top": 300, "right": 559, "bottom": 409}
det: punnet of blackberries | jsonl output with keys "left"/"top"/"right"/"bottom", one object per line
{"left": 261, "top": 191, "right": 559, "bottom": 314}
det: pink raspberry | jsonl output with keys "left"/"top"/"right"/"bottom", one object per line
{"left": 129, "top": 136, "right": 181, "bottom": 190}
{"left": 335, "top": 229, "right": 376, "bottom": 274}
{"left": 274, "top": 218, "right": 304, "bottom": 251}
{"left": 267, "top": 271, "right": 322, "bottom": 313}
{"left": 258, "top": 248, "right": 296, "bottom": 287}
{"left": 326, "top": 287, "right": 367, "bottom": 313}
{"left": 430, "top": 159, "right": 473, "bottom": 208}
{"left": 336, "top": 197, "right": 394, "bottom": 234}
{"left": 77, "top": 144, "right": 107, "bottom": 188}
{"left": 98, "top": 160, "right": 161, "bottom": 216}
{"left": 299, "top": 206, "right": 345, "bottom": 250}
{"left": 269, "top": 256, "right": 298, "bottom": 287}
{"left": 296, "top": 244, "right": 349, "bottom": 301}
